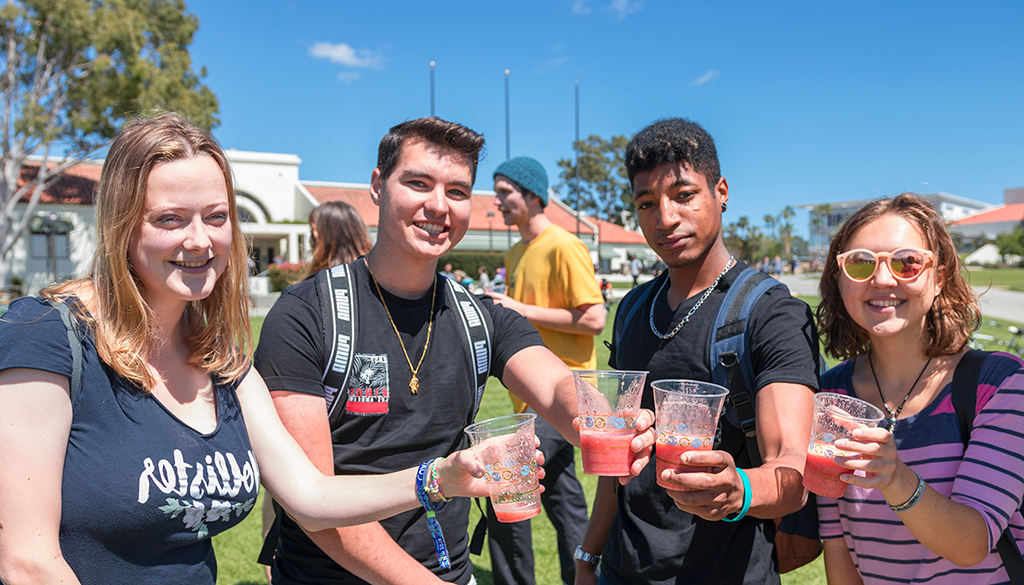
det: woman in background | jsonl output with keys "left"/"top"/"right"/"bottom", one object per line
{"left": 304, "top": 200, "right": 372, "bottom": 279}
{"left": 815, "top": 193, "right": 1024, "bottom": 584}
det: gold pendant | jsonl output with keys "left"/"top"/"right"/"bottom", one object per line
{"left": 410, "top": 375, "right": 419, "bottom": 394}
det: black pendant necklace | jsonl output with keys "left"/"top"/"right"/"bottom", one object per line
{"left": 868, "top": 352, "right": 933, "bottom": 433}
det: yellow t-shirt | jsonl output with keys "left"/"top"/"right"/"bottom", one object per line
{"left": 505, "top": 224, "right": 604, "bottom": 413}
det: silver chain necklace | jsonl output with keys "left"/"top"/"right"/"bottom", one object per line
{"left": 649, "top": 255, "right": 735, "bottom": 340}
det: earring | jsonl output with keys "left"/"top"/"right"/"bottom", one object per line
{"left": 721, "top": 202, "right": 727, "bottom": 212}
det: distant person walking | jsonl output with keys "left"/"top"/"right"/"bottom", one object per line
{"left": 489, "top": 156, "right": 605, "bottom": 585}
{"left": 629, "top": 254, "right": 643, "bottom": 288}
{"left": 476, "top": 266, "right": 491, "bottom": 293}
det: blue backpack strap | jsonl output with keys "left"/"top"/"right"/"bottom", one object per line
{"left": 710, "top": 268, "right": 786, "bottom": 468}
{"left": 317, "top": 263, "right": 358, "bottom": 423}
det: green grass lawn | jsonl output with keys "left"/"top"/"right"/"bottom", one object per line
{"left": 965, "top": 266, "right": 1024, "bottom": 292}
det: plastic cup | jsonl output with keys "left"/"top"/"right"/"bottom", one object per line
{"left": 803, "top": 392, "right": 885, "bottom": 498}
{"left": 573, "top": 370, "right": 648, "bottom": 476}
{"left": 651, "top": 380, "right": 728, "bottom": 490}
{"left": 464, "top": 413, "right": 541, "bottom": 523}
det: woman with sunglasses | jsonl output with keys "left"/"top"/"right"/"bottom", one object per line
{"left": 815, "top": 193, "right": 1024, "bottom": 584}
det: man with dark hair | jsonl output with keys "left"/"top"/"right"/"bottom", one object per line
{"left": 576, "top": 118, "right": 819, "bottom": 585}
{"left": 486, "top": 156, "right": 604, "bottom": 585}
{"left": 256, "top": 118, "right": 656, "bottom": 585}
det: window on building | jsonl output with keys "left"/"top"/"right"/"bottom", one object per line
{"left": 30, "top": 233, "right": 69, "bottom": 258}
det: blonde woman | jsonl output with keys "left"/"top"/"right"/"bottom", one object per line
{"left": 0, "top": 114, "right": 499, "bottom": 585}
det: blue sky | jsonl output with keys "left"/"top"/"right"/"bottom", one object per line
{"left": 186, "top": 0, "right": 1024, "bottom": 238}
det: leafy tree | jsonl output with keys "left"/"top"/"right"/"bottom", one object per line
{"left": 554, "top": 134, "right": 631, "bottom": 226}
{"left": 776, "top": 205, "right": 796, "bottom": 258}
{"left": 809, "top": 203, "right": 835, "bottom": 254}
{"left": 995, "top": 221, "right": 1024, "bottom": 265}
{"left": 723, "top": 216, "right": 765, "bottom": 263}
{"left": 0, "top": 0, "right": 219, "bottom": 285}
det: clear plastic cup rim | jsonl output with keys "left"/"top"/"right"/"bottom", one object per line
{"left": 464, "top": 412, "right": 537, "bottom": 435}
{"left": 813, "top": 392, "right": 885, "bottom": 424}
{"left": 650, "top": 379, "right": 729, "bottom": 398}
{"left": 572, "top": 369, "right": 649, "bottom": 378}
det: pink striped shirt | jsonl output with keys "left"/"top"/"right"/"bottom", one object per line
{"left": 818, "top": 352, "right": 1024, "bottom": 584}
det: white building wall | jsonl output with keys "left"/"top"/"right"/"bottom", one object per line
{"left": 226, "top": 150, "right": 302, "bottom": 223}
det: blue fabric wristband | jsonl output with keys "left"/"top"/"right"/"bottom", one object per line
{"left": 721, "top": 468, "right": 751, "bottom": 523}
{"left": 416, "top": 460, "right": 451, "bottom": 569}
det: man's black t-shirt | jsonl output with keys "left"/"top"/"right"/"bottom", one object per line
{"left": 254, "top": 259, "right": 544, "bottom": 585}
{"left": 604, "top": 261, "right": 820, "bottom": 585}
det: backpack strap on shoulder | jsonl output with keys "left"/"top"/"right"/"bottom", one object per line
{"left": 51, "top": 299, "right": 83, "bottom": 406}
{"left": 951, "top": 348, "right": 987, "bottom": 446}
{"left": 444, "top": 277, "right": 493, "bottom": 425}
{"left": 710, "top": 268, "right": 786, "bottom": 468}
{"left": 949, "top": 349, "right": 1024, "bottom": 582}
{"left": 317, "top": 264, "right": 358, "bottom": 423}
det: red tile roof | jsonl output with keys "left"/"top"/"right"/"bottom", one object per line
{"left": 303, "top": 185, "right": 606, "bottom": 236}
{"left": 304, "top": 184, "right": 382, "bottom": 226}
{"left": 18, "top": 162, "right": 102, "bottom": 204}
{"left": 587, "top": 216, "right": 648, "bottom": 244}
{"left": 951, "top": 203, "right": 1024, "bottom": 225}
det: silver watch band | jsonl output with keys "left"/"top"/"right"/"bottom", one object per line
{"left": 574, "top": 545, "right": 601, "bottom": 565}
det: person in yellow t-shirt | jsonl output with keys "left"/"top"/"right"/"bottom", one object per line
{"left": 488, "top": 156, "right": 606, "bottom": 585}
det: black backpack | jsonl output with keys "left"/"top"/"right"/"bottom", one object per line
{"left": 952, "top": 350, "right": 1024, "bottom": 583}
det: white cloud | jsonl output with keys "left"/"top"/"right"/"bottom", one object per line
{"left": 548, "top": 56, "right": 568, "bottom": 69}
{"left": 572, "top": 0, "right": 591, "bottom": 14}
{"left": 608, "top": 0, "right": 641, "bottom": 19}
{"left": 692, "top": 70, "right": 721, "bottom": 86}
{"left": 535, "top": 56, "right": 569, "bottom": 75}
{"left": 336, "top": 71, "right": 361, "bottom": 82}
{"left": 309, "top": 41, "right": 384, "bottom": 69}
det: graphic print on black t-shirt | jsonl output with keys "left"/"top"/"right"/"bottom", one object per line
{"left": 346, "top": 353, "right": 390, "bottom": 416}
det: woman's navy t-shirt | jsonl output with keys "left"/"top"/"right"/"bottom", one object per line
{"left": 0, "top": 297, "right": 258, "bottom": 584}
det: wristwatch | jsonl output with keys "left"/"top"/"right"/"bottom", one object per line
{"left": 574, "top": 545, "right": 601, "bottom": 565}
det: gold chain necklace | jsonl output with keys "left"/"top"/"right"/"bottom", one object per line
{"left": 364, "top": 258, "right": 436, "bottom": 394}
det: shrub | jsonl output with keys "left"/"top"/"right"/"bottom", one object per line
{"left": 268, "top": 262, "right": 308, "bottom": 291}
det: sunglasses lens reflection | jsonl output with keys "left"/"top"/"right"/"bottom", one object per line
{"left": 891, "top": 249, "right": 925, "bottom": 279}
{"left": 844, "top": 252, "right": 877, "bottom": 280}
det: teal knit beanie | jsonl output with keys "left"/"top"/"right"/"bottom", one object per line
{"left": 493, "top": 156, "right": 549, "bottom": 206}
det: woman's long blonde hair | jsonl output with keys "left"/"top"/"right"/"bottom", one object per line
{"left": 45, "top": 113, "right": 252, "bottom": 390}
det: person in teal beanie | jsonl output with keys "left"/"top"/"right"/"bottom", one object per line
{"left": 488, "top": 155, "right": 605, "bottom": 585}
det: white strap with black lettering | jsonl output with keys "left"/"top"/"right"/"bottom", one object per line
{"left": 317, "top": 264, "right": 357, "bottom": 420}
{"left": 445, "top": 278, "right": 492, "bottom": 423}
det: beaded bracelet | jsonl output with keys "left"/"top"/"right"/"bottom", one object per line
{"left": 722, "top": 468, "right": 752, "bottom": 523}
{"left": 424, "top": 457, "right": 452, "bottom": 503}
{"left": 415, "top": 460, "right": 451, "bottom": 570}
{"left": 886, "top": 470, "right": 926, "bottom": 513}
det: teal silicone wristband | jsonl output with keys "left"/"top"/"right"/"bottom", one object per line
{"left": 721, "top": 468, "right": 751, "bottom": 523}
